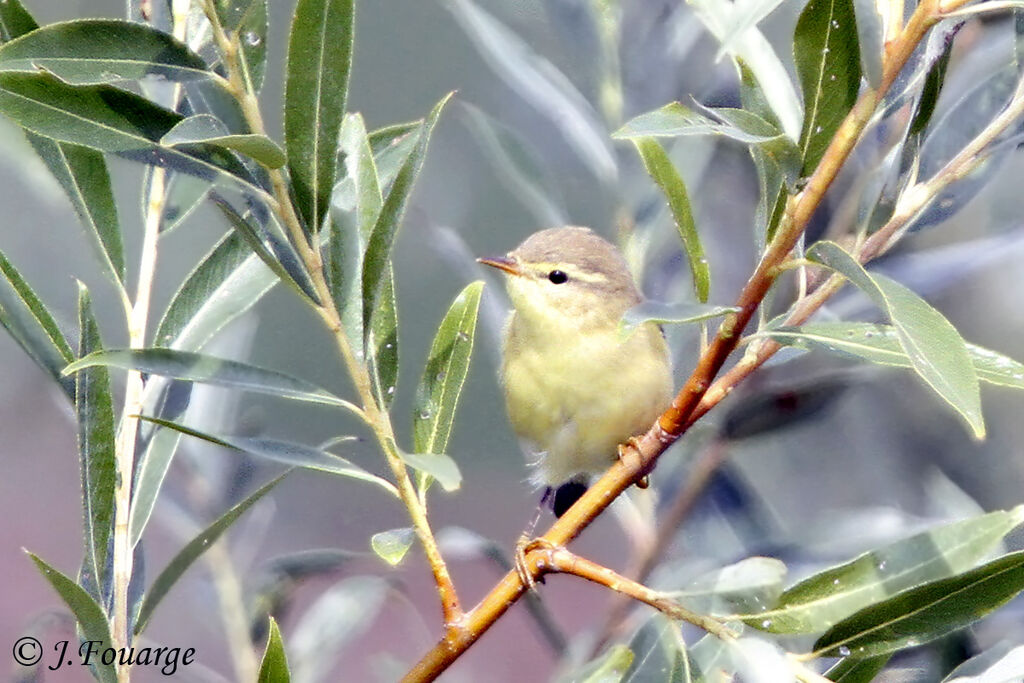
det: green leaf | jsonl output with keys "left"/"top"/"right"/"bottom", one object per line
{"left": 808, "top": 241, "right": 984, "bottom": 438}
{"left": 369, "top": 266, "right": 399, "bottom": 410}
{"left": 361, "top": 93, "right": 451, "bottom": 335}
{"left": 761, "top": 322, "right": 1024, "bottom": 390}
{"left": 673, "top": 557, "right": 787, "bottom": 617}
{"left": 285, "top": 0, "right": 354, "bottom": 232}
{"left": 236, "top": 0, "right": 269, "bottom": 94}
{"left": 908, "top": 32, "right": 954, "bottom": 137}
{"left": 154, "top": 230, "right": 277, "bottom": 351}
{"left": 258, "top": 616, "right": 290, "bottom": 683}
{"left": 0, "top": 73, "right": 268, "bottom": 197}
{"left": 139, "top": 416, "right": 399, "bottom": 496}
{"left": 129, "top": 426, "right": 182, "bottom": 547}
{"left": 135, "top": 473, "right": 289, "bottom": 635}
{"left": 0, "top": 19, "right": 213, "bottom": 85}
{"left": 0, "top": 247, "right": 74, "bottom": 397}
{"left": 742, "top": 507, "right": 1024, "bottom": 633}
{"left": 27, "top": 137, "right": 124, "bottom": 289}
{"left": 0, "top": 0, "right": 37, "bottom": 41}
{"left": 399, "top": 451, "right": 462, "bottom": 492}
{"left": 413, "top": 281, "right": 484, "bottom": 456}
{"left": 27, "top": 553, "right": 117, "bottom": 683}
{"left": 621, "top": 302, "right": 739, "bottom": 335}
{"left": 812, "top": 550, "right": 1024, "bottom": 658}
{"left": 152, "top": 170, "right": 210, "bottom": 235}
{"left": 616, "top": 101, "right": 779, "bottom": 143}
{"left": 74, "top": 284, "right": 116, "bottom": 604}
{"left": 627, "top": 137, "right": 708, "bottom": 302}
{"left": 793, "top": 0, "right": 861, "bottom": 173}
{"left": 212, "top": 195, "right": 319, "bottom": 303}
{"left": 162, "top": 114, "right": 286, "bottom": 168}
{"left": 370, "top": 527, "right": 415, "bottom": 566}
{"left": 571, "top": 644, "right": 634, "bottom": 683}
{"left": 66, "top": 348, "right": 364, "bottom": 417}
{"left": 824, "top": 654, "right": 891, "bottom": 682}
{"left": 624, "top": 613, "right": 691, "bottom": 683}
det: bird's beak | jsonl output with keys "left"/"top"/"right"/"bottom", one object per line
{"left": 477, "top": 255, "right": 521, "bottom": 276}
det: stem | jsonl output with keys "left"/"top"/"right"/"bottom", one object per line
{"left": 529, "top": 545, "right": 736, "bottom": 642}
{"left": 201, "top": 0, "right": 461, "bottom": 624}
{"left": 403, "top": 2, "right": 947, "bottom": 679}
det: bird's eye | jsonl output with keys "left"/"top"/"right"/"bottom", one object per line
{"left": 548, "top": 270, "right": 568, "bottom": 284}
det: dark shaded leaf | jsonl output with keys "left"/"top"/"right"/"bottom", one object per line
{"left": 0, "top": 19, "right": 212, "bottom": 85}
{"left": 27, "top": 553, "right": 117, "bottom": 683}
{"left": 285, "top": 0, "right": 354, "bottom": 232}
{"left": 627, "top": 138, "right": 709, "bottom": 302}
{"left": 74, "top": 284, "right": 116, "bottom": 607}
{"left": 813, "top": 550, "right": 1024, "bottom": 658}
{"left": 824, "top": 654, "right": 891, "bottom": 683}
{"left": 139, "top": 416, "right": 398, "bottom": 495}
{"left": 66, "top": 348, "right": 363, "bottom": 416}
{"left": 793, "top": 0, "right": 861, "bottom": 173}
{"left": 162, "top": 114, "right": 285, "bottom": 168}
{"left": 721, "top": 375, "right": 852, "bottom": 441}
{"left": 0, "top": 247, "right": 74, "bottom": 397}
{"left": 413, "top": 281, "right": 483, "bottom": 455}
{"left": 0, "top": 0, "right": 36, "bottom": 42}
{"left": 370, "top": 527, "right": 415, "bottom": 566}
{"left": 135, "top": 473, "right": 289, "bottom": 635}
{"left": 258, "top": 616, "right": 290, "bottom": 683}
{"left": 808, "top": 241, "right": 983, "bottom": 438}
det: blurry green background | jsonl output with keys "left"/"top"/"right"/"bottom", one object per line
{"left": 3, "top": 1, "right": 1024, "bottom": 681}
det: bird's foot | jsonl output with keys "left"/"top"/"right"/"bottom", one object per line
{"left": 515, "top": 535, "right": 557, "bottom": 590}
{"left": 618, "top": 436, "right": 650, "bottom": 488}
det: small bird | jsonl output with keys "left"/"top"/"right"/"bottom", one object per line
{"left": 479, "top": 226, "right": 673, "bottom": 517}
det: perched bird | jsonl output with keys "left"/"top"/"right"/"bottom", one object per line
{"left": 479, "top": 226, "right": 673, "bottom": 517}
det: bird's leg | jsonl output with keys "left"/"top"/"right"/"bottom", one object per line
{"left": 618, "top": 436, "right": 650, "bottom": 488}
{"left": 515, "top": 487, "right": 552, "bottom": 590}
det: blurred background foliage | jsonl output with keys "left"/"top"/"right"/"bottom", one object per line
{"left": 2, "top": 0, "right": 1024, "bottom": 681}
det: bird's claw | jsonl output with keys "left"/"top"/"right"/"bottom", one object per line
{"left": 515, "top": 535, "right": 557, "bottom": 590}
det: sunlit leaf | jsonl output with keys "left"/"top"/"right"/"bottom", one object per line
{"left": 569, "top": 644, "right": 634, "bottom": 683}
{"left": 285, "top": 0, "right": 354, "bottom": 232}
{"left": 626, "top": 138, "right": 708, "bottom": 302}
{"left": 812, "top": 550, "right": 1024, "bottom": 658}
{"left": 673, "top": 557, "right": 787, "bottom": 616}
{"left": 793, "top": 0, "right": 861, "bottom": 173}
{"left": 258, "top": 616, "right": 290, "bottom": 683}
{"left": 138, "top": 416, "right": 399, "bottom": 496}
{"left": 0, "top": 247, "right": 74, "bottom": 397}
{"left": 0, "top": 19, "right": 213, "bottom": 85}
{"left": 27, "top": 553, "right": 117, "bottom": 683}
{"left": 762, "top": 322, "right": 1024, "bottom": 390}
{"left": 446, "top": 0, "right": 616, "bottom": 182}
{"left": 623, "top": 613, "right": 691, "bottom": 682}
{"left": 74, "top": 284, "right": 116, "bottom": 605}
{"left": 162, "top": 114, "right": 285, "bottom": 168}
{"left": 413, "top": 281, "right": 483, "bottom": 456}
{"left": 808, "top": 241, "right": 984, "bottom": 438}
{"left": 66, "top": 348, "right": 364, "bottom": 417}
{"left": 370, "top": 527, "right": 415, "bottom": 566}
{"left": 399, "top": 451, "right": 462, "bottom": 492}
{"left": 742, "top": 507, "right": 1024, "bottom": 633}
{"left": 135, "top": 473, "right": 289, "bottom": 635}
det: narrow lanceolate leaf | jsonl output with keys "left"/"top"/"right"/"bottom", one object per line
{"left": 851, "top": 0, "right": 884, "bottom": 89}
{"left": 0, "top": 0, "right": 37, "bottom": 41}
{"left": 399, "top": 451, "right": 462, "bottom": 492}
{"left": 285, "top": 0, "right": 354, "bottom": 232}
{"left": 942, "top": 642, "right": 1024, "bottom": 682}
{"left": 27, "top": 553, "right": 117, "bottom": 683}
{"left": 236, "top": 0, "right": 269, "bottom": 94}
{"left": 66, "top": 349, "right": 364, "bottom": 417}
{"left": 0, "top": 248, "right": 74, "bottom": 397}
{"left": 812, "top": 550, "right": 1024, "bottom": 658}
{"left": 621, "top": 302, "right": 738, "bottom": 336}
{"left": 258, "top": 617, "right": 290, "bottom": 683}
{"left": 154, "top": 230, "right": 277, "bottom": 351}
{"left": 369, "top": 266, "right": 399, "bottom": 410}
{"left": 370, "top": 527, "right": 415, "bottom": 566}
{"left": 0, "top": 19, "right": 213, "bottom": 85}
{"left": 129, "top": 426, "right": 182, "bottom": 547}
{"left": 625, "top": 613, "right": 692, "bottom": 683}
{"left": 761, "top": 322, "right": 1024, "bottom": 390}
{"left": 808, "top": 241, "right": 984, "bottom": 438}
{"left": 162, "top": 115, "right": 286, "bottom": 169}
{"left": 74, "top": 285, "right": 116, "bottom": 603}
{"left": 793, "top": 0, "right": 861, "bottom": 173}
{"left": 0, "top": 73, "right": 268, "bottom": 197}
{"left": 135, "top": 473, "right": 289, "bottom": 635}
{"left": 212, "top": 196, "right": 319, "bottom": 303}
{"left": 572, "top": 644, "right": 634, "bottom": 682}
{"left": 139, "top": 416, "right": 399, "bottom": 496}
{"left": 413, "top": 282, "right": 483, "bottom": 457}
{"left": 743, "top": 507, "right": 1024, "bottom": 634}
{"left": 27, "top": 137, "right": 124, "bottom": 289}
{"left": 628, "top": 138, "right": 708, "bottom": 302}
{"left": 824, "top": 654, "right": 891, "bottom": 683}
{"left": 362, "top": 93, "right": 451, "bottom": 335}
